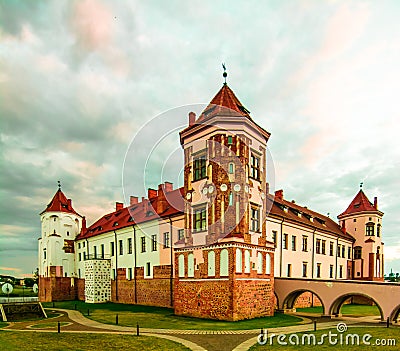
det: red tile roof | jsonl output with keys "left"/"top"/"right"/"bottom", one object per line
{"left": 41, "top": 189, "right": 81, "bottom": 216}
{"left": 77, "top": 187, "right": 184, "bottom": 240}
{"left": 268, "top": 195, "right": 355, "bottom": 242}
{"left": 338, "top": 190, "right": 382, "bottom": 218}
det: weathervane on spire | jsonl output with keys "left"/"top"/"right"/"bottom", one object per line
{"left": 222, "top": 63, "right": 227, "bottom": 84}
{"left": 58, "top": 180, "right": 61, "bottom": 190}
{"left": 360, "top": 182, "right": 363, "bottom": 189}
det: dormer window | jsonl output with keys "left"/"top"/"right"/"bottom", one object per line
{"left": 113, "top": 222, "right": 119, "bottom": 227}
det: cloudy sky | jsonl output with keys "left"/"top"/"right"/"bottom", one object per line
{"left": 1, "top": 0, "right": 399, "bottom": 277}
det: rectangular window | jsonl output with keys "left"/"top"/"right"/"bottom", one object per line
{"left": 119, "top": 239, "right": 123, "bottom": 255}
{"left": 291, "top": 235, "right": 296, "bottom": 251}
{"left": 302, "top": 262, "right": 307, "bottom": 278}
{"left": 287, "top": 264, "right": 292, "bottom": 277}
{"left": 330, "top": 265, "right": 334, "bottom": 278}
{"left": 110, "top": 242, "right": 115, "bottom": 256}
{"left": 250, "top": 153, "right": 260, "bottom": 180}
{"left": 302, "top": 236, "right": 308, "bottom": 252}
{"left": 141, "top": 237, "right": 146, "bottom": 253}
{"left": 112, "top": 269, "right": 116, "bottom": 280}
{"left": 316, "top": 263, "right": 321, "bottom": 278}
{"left": 316, "top": 239, "right": 321, "bottom": 254}
{"left": 128, "top": 268, "right": 133, "bottom": 280}
{"left": 78, "top": 243, "right": 81, "bottom": 249}
{"left": 342, "top": 245, "right": 345, "bottom": 258}
{"left": 93, "top": 246, "right": 97, "bottom": 258}
{"left": 348, "top": 246, "right": 351, "bottom": 259}
{"left": 83, "top": 252, "right": 86, "bottom": 260}
{"left": 321, "top": 240, "right": 326, "bottom": 255}
{"left": 78, "top": 252, "right": 81, "bottom": 261}
{"left": 366, "top": 224, "right": 374, "bottom": 236}
{"left": 227, "top": 135, "right": 233, "bottom": 145}
{"left": 193, "top": 207, "right": 207, "bottom": 232}
{"left": 151, "top": 234, "right": 157, "bottom": 251}
{"left": 354, "top": 247, "right": 362, "bottom": 259}
{"left": 337, "top": 244, "right": 341, "bottom": 257}
{"left": 127, "top": 238, "right": 132, "bottom": 254}
{"left": 101, "top": 244, "right": 105, "bottom": 258}
{"left": 146, "top": 262, "right": 151, "bottom": 277}
{"left": 193, "top": 155, "right": 206, "bottom": 181}
{"left": 283, "top": 233, "right": 288, "bottom": 250}
{"left": 178, "top": 229, "right": 185, "bottom": 241}
{"left": 329, "top": 241, "right": 334, "bottom": 256}
{"left": 163, "top": 232, "right": 170, "bottom": 248}
{"left": 272, "top": 231, "right": 277, "bottom": 247}
{"left": 250, "top": 206, "right": 260, "bottom": 232}
{"left": 339, "top": 265, "right": 343, "bottom": 278}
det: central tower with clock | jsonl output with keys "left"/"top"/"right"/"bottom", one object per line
{"left": 174, "top": 77, "right": 275, "bottom": 321}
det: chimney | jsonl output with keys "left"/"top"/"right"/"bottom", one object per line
{"left": 157, "top": 184, "right": 168, "bottom": 213}
{"left": 164, "top": 181, "right": 173, "bottom": 193}
{"left": 189, "top": 112, "right": 196, "bottom": 126}
{"left": 130, "top": 196, "right": 139, "bottom": 206}
{"left": 81, "top": 216, "right": 86, "bottom": 233}
{"left": 275, "top": 189, "right": 284, "bottom": 201}
{"left": 148, "top": 188, "right": 157, "bottom": 199}
{"left": 341, "top": 220, "right": 346, "bottom": 233}
{"left": 374, "top": 197, "right": 378, "bottom": 209}
{"left": 116, "top": 202, "right": 124, "bottom": 211}
{"left": 67, "top": 199, "right": 72, "bottom": 208}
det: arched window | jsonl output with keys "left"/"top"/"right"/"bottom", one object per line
{"left": 229, "top": 192, "right": 233, "bottom": 206}
{"left": 178, "top": 254, "right": 185, "bottom": 277}
{"left": 220, "top": 249, "right": 229, "bottom": 276}
{"left": 257, "top": 252, "right": 263, "bottom": 274}
{"left": 265, "top": 253, "right": 271, "bottom": 274}
{"left": 366, "top": 223, "right": 375, "bottom": 236}
{"left": 244, "top": 250, "right": 251, "bottom": 273}
{"left": 236, "top": 248, "right": 242, "bottom": 273}
{"left": 354, "top": 246, "right": 362, "bottom": 259}
{"left": 208, "top": 250, "right": 215, "bottom": 276}
{"left": 188, "top": 253, "right": 194, "bottom": 277}
{"left": 228, "top": 162, "right": 234, "bottom": 174}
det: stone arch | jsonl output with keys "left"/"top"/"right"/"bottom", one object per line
{"left": 220, "top": 249, "right": 229, "bottom": 276}
{"left": 390, "top": 304, "right": 400, "bottom": 323}
{"left": 208, "top": 250, "right": 215, "bottom": 276}
{"left": 283, "top": 289, "right": 326, "bottom": 314}
{"left": 329, "top": 293, "right": 383, "bottom": 320}
{"left": 188, "top": 253, "right": 194, "bottom": 277}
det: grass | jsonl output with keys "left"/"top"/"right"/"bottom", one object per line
{"left": 0, "top": 286, "right": 37, "bottom": 298}
{"left": 297, "top": 304, "right": 381, "bottom": 316}
{"left": 249, "top": 326, "right": 400, "bottom": 350}
{"left": 43, "top": 300, "right": 302, "bottom": 330}
{"left": 0, "top": 331, "right": 190, "bottom": 351}
{"left": 0, "top": 322, "right": 8, "bottom": 328}
{"left": 30, "top": 322, "right": 70, "bottom": 329}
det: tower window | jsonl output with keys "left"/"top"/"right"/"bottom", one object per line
{"left": 377, "top": 224, "right": 381, "bottom": 237}
{"left": 178, "top": 229, "right": 184, "bottom": 241}
{"left": 228, "top": 162, "right": 234, "bottom": 174}
{"left": 366, "top": 223, "right": 375, "bottom": 236}
{"left": 193, "top": 155, "right": 207, "bottom": 181}
{"left": 193, "top": 207, "right": 207, "bottom": 232}
{"left": 227, "top": 136, "right": 233, "bottom": 145}
{"left": 250, "top": 206, "right": 260, "bottom": 232}
{"left": 354, "top": 246, "right": 362, "bottom": 259}
{"left": 229, "top": 192, "right": 233, "bottom": 206}
{"left": 250, "top": 153, "right": 260, "bottom": 180}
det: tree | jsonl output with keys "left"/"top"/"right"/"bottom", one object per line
{"left": 24, "top": 278, "right": 35, "bottom": 288}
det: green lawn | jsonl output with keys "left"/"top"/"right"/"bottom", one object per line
{"left": 0, "top": 286, "right": 37, "bottom": 298}
{"left": 0, "top": 322, "right": 8, "bottom": 328}
{"left": 43, "top": 300, "right": 302, "bottom": 330}
{"left": 250, "top": 326, "right": 400, "bottom": 350}
{"left": 297, "top": 304, "right": 381, "bottom": 316}
{"left": 0, "top": 331, "right": 190, "bottom": 351}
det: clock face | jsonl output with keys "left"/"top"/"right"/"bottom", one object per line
{"left": 186, "top": 193, "right": 192, "bottom": 200}
{"left": 220, "top": 184, "right": 228, "bottom": 192}
{"left": 245, "top": 185, "right": 249, "bottom": 193}
{"left": 202, "top": 187, "right": 208, "bottom": 195}
{"left": 208, "top": 185, "right": 214, "bottom": 194}
{"left": 233, "top": 184, "right": 241, "bottom": 192}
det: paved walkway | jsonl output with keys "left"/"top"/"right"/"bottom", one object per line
{"left": 2, "top": 309, "right": 394, "bottom": 351}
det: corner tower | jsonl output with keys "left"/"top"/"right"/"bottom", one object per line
{"left": 174, "top": 78, "right": 275, "bottom": 321}
{"left": 338, "top": 188, "right": 384, "bottom": 281}
{"left": 38, "top": 185, "right": 83, "bottom": 301}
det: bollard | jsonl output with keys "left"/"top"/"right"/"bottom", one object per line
{"left": 57, "top": 321, "right": 60, "bottom": 333}
{"left": 387, "top": 317, "right": 390, "bottom": 328}
{"left": 260, "top": 328, "right": 264, "bottom": 343}
{"left": 314, "top": 320, "right": 317, "bottom": 331}
{"left": 136, "top": 323, "right": 139, "bottom": 336}
{"left": 52, "top": 301, "right": 55, "bottom": 308}
{"left": 87, "top": 309, "right": 90, "bottom": 316}
{"left": 116, "top": 314, "right": 119, "bottom": 325}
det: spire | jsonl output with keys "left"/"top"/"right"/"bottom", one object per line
{"left": 222, "top": 63, "right": 227, "bottom": 85}
{"left": 40, "top": 187, "right": 81, "bottom": 216}
{"left": 338, "top": 188, "right": 383, "bottom": 218}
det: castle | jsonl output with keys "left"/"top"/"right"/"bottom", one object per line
{"left": 38, "top": 79, "right": 384, "bottom": 321}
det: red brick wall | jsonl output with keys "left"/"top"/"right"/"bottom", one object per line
{"left": 39, "top": 276, "right": 77, "bottom": 302}
{"left": 76, "top": 278, "right": 85, "bottom": 301}
{"left": 293, "top": 292, "right": 322, "bottom": 308}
